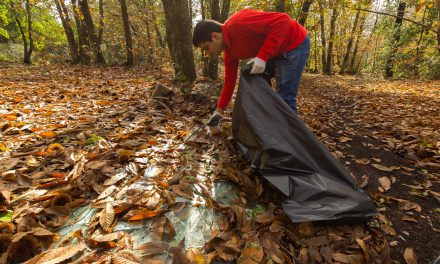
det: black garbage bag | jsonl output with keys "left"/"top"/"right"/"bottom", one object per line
{"left": 232, "top": 67, "right": 376, "bottom": 223}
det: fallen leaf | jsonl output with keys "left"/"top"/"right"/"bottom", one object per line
{"left": 401, "top": 215, "right": 417, "bottom": 222}
{"left": 100, "top": 202, "right": 115, "bottom": 232}
{"left": 188, "top": 248, "right": 207, "bottom": 264}
{"left": 39, "top": 131, "right": 57, "bottom": 138}
{"left": 404, "top": 247, "right": 418, "bottom": 264}
{"left": 237, "top": 244, "right": 264, "bottom": 264}
{"left": 378, "top": 177, "right": 391, "bottom": 192}
{"left": 33, "top": 243, "right": 86, "bottom": 264}
{"left": 381, "top": 224, "right": 397, "bottom": 236}
{"left": 339, "top": 136, "right": 352, "bottom": 143}
{"left": 0, "top": 143, "right": 10, "bottom": 152}
{"left": 332, "top": 253, "right": 365, "bottom": 264}
{"left": 355, "top": 158, "right": 370, "bottom": 164}
{"left": 92, "top": 231, "right": 124, "bottom": 242}
{"left": 372, "top": 164, "right": 400, "bottom": 172}
{"left": 138, "top": 241, "right": 169, "bottom": 254}
{"left": 398, "top": 200, "right": 422, "bottom": 212}
{"left": 128, "top": 209, "right": 160, "bottom": 221}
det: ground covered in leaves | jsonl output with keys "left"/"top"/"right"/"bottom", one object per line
{"left": 0, "top": 64, "right": 439, "bottom": 264}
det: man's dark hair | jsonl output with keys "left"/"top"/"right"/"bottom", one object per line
{"left": 192, "top": 20, "right": 222, "bottom": 47}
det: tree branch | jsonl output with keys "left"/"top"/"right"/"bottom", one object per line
{"left": 355, "top": 8, "right": 439, "bottom": 34}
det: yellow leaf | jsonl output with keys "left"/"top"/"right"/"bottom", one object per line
{"left": 39, "top": 131, "right": 57, "bottom": 138}
{"left": 2, "top": 114, "right": 17, "bottom": 121}
{"left": 0, "top": 143, "right": 9, "bottom": 152}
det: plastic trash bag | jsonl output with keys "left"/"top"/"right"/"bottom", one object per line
{"left": 232, "top": 67, "right": 377, "bottom": 223}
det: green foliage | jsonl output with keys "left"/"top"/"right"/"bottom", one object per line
{"left": 246, "top": 204, "right": 266, "bottom": 219}
{"left": 85, "top": 134, "right": 103, "bottom": 148}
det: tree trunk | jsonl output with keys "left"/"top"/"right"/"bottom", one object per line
{"left": 10, "top": 0, "right": 29, "bottom": 64}
{"left": 340, "top": 3, "right": 361, "bottom": 74}
{"left": 275, "top": 0, "right": 286, "bottom": 12}
{"left": 71, "top": 0, "right": 91, "bottom": 64}
{"left": 200, "top": 0, "right": 206, "bottom": 19}
{"left": 220, "top": 0, "right": 230, "bottom": 23}
{"left": 437, "top": 0, "right": 440, "bottom": 54}
{"left": 98, "top": 0, "right": 104, "bottom": 47}
{"left": 54, "top": 0, "right": 79, "bottom": 63}
{"left": 416, "top": 6, "right": 427, "bottom": 59}
{"left": 349, "top": 12, "right": 367, "bottom": 72}
{"left": 149, "top": 0, "right": 165, "bottom": 48}
{"left": 119, "top": 0, "right": 134, "bottom": 65}
{"left": 385, "top": 2, "right": 406, "bottom": 78}
{"left": 24, "top": 0, "right": 33, "bottom": 64}
{"left": 324, "top": 2, "right": 338, "bottom": 75}
{"left": 162, "top": 0, "right": 197, "bottom": 81}
{"left": 318, "top": 0, "right": 327, "bottom": 73}
{"left": 202, "top": 0, "right": 221, "bottom": 80}
{"left": 78, "top": 0, "right": 105, "bottom": 64}
{"left": 298, "top": 0, "right": 313, "bottom": 26}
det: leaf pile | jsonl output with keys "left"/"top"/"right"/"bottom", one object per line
{"left": 0, "top": 65, "right": 438, "bottom": 263}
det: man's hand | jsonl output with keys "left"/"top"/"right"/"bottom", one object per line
{"left": 207, "top": 110, "right": 223, "bottom": 127}
{"left": 247, "top": 57, "right": 266, "bottom": 74}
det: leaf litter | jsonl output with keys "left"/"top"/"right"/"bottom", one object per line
{"left": 0, "top": 65, "right": 439, "bottom": 263}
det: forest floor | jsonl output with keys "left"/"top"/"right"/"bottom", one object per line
{"left": 0, "top": 64, "right": 439, "bottom": 264}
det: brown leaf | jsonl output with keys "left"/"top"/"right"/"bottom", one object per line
{"left": 237, "top": 244, "right": 264, "bottom": 264}
{"left": 297, "top": 222, "right": 313, "bottom": 237}
{"left": 355, "top": 158, "right": 370, "bottom": 165}
{"left": 188, "top": 248, "right": 207, "bottom": 264}
{"left": 404, "top": 247, "right": 418, "bottom": 264}
{"left": 35, "top": 243, "right": 86, "bottom": 264}
{"left": 100, "top": 202, "right": 114, "bottom": 232}
{"left": 262, "top": 232, "right": 284, "bottom": 264}
{"left": 332, "top": 253, "right": 365, "bottom": 264}
{"left": 168, "top": 246, "right": 191, "bottom": 264}
{"left": 339, "top": 136, "right": 352, "bottom": 143}
{"left": 398, "top": 200, "right": 422, "bottom": 212}
{"left": 378, "top": 177, "right": 391, "bottom": 192}
{"left": 372, "top": 164, "right": 400, "bottom": 172}
{"left": 113, "top": 250, "right": 144, "bottom": 264}
{"left": 381, "top": 223, "right": 397, "bottom": 236}
{"left": 401, "top": 215, "right": 417, "bottom": 222}
{"left": 92, "top": 231, "right": 124, "bottom": 242}
{"left": 138, "top": 241, "right": 169, "bottom": 254}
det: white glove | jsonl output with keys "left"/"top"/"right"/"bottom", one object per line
{"left": 247, "top": 57, "right": 266, "bottom": 74}
{"left": 207, "top": 110, "right": 223, "bottom": 127}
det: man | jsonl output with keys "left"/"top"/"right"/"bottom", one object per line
{"left": 192, "top": 9, "right": 310, "bottom": 126}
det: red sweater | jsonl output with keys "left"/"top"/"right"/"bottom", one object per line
{"left": 217, "top": 9, "right": 307, "bottom": 109}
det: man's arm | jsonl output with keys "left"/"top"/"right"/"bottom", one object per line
{"left": 217, "top": 50, "right": 239, "bottom": 110}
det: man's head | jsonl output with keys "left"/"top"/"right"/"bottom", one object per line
{"left": 193, "top": 20, "right": 225, "bottom": 57}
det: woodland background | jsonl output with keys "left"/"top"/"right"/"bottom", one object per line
{"left": 0, "top": 0, "right": 439, "bottom": 80}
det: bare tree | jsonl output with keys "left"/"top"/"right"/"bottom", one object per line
{"left": 385, "top": 1, "right": 406, "bottom": 78}
{"left": 298, "top": 0, "right": 314, "bottom": 26}
{"left": 54, "top": 0, "right": 78, "bottom": 63}
{"left": 119, "top": 0, "right": 134, "bottom": 65}
{"left": 78, "top": 0, "right": 106, "bottom": 64}
{"left": 340, "top": 1, "right": 362, "bottom": 74}
{"left": 324, "top": 1, "right": 338, "bottom": 74}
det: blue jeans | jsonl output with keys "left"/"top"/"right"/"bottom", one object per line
{"left": 265, "top": 36, "right": 310, "bottom": 114}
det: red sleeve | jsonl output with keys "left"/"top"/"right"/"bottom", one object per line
{"left": 217, "top": 50, "right": 239, "bottom": 110}
{"left": 256, "top": 12, "right": 291, "bottom": 62}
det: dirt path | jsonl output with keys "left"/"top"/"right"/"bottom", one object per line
{"left": 299, "top": 74, "right": 440, "bottom": 263}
